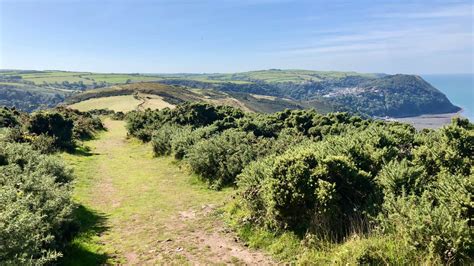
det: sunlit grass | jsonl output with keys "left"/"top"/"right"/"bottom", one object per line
{"left": 61, "top": 119, "right": 233, "bottom": 264}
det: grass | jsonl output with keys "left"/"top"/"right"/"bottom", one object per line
{"left": 68, "top": 95, "right": 143, "bottom": 112}
{"left": 60, "top": 205, "right": 109, "bottom": 265}
{"left": 139, "top": 94, "right": 175, "bottom": 110}
{"left": 68, "top": 94, "right": 175, "bottom": 112}
{"left": 60, "top": 119, "right": 235, "bottom": 264}
{"left": 222, "top": 200, "right": 432, "bottom": 265}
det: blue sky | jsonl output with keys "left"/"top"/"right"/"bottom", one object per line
{"left": 0, "top": 0, "right": 472, "bottom": 74}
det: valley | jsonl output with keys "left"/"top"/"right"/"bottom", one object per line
{"left": 0, "top": 69, "right": 461, "bottom": 121}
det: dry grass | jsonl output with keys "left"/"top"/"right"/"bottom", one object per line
{"left": 138, "top": 94, "right": 175, "bottom": 110}
{"left": 69, "top": 95, "right": 141, "bottom": 112}
{"left": 68, "top": 94, "right": 175, "bottom": 112}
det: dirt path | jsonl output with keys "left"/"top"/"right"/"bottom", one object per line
{"left": 64, "top": 119, "right": 273, "bottom": 264}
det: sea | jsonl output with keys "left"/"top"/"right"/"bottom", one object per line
{"left": 422, "top": 73, "right": 474, "bottom": 121}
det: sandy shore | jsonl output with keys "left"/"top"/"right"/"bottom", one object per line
{"left": 392, "top": 111, "right": 464, "bottom": 130}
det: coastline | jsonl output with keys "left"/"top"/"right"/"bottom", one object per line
{"left": 389, "top": 110, "right": 465, "bottom": 130}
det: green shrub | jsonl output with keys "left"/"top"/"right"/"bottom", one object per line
{"left": 376, "top": 119, "right": 473, "bottom": 263}
{"left": 151, "top": 124, "right": 191, "bottom": 156}
{"left": 2, "top": 127, "right": 26, "bottom": 144}
{"left": 126, "top": 109, "right": 169, "bottom": 141}
{"left": 55, "top": 107, "right": 105, "bottom": 141}
{"left": 125, "top": 103, "right": 473, "bottom": 263}
{"left": 239, "top": 144, "right": 377, "bottom": 239}
{"left": 376, "top": 159, "right": 426, "bottom": 196}
{"left": 112, "top": 111, "right": 125, "bottom": 120}
{"left": 0, "top": 143, "right": 74, "bottom": 264}
{"left": 126, "top": 103, "right": 245, "bottom": 141}
{"left": 379, "top": 172, "right": 472, "bottom": 263}
{"left": 413, "top": 117, "right": 473, "bottom": 176}
{"left": 1, "top": 107, "right": 104, "bottom": 150}
{"left": 71, "top": 115, "right": 104, "bottom": 140}
{"left": 28, "top": 112, "right": 74, "bottom": 150}
{"left": 186, "top": 129, "right": 261, "bottom": 189}
{"left": 170, "top": 125, "right": 218, "bottom": 160}
{"left": 0, "top": 107, "right": 20, "bottom": 128}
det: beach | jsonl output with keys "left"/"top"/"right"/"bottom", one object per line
{"left": 393, "top": 111, "right": 464, "bottom": 130}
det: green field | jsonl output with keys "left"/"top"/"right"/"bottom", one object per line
{"left": 3, "top": 71, "right": 162, "bottom": 85}
{"left": 185, "top": 69, "right": 378, "bottom": 83}
{"left": 0, "top": 69, "right": 376, "bottom": 85}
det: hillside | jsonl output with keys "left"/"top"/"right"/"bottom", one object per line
{"left": 159, "top": 70, "right": 461, "bottom": 117}
{"left": 1, "top": 69, "right": 461, "bottom": 117}
{"left": 65, "top": 82, "right": 311, "bottom": 113}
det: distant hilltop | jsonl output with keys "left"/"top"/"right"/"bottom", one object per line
{"left": 0, "top": 69, "right": 461, "bottom": 117}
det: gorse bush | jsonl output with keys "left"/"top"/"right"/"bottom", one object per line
{"left": 1, "top": 107, "right": 105, "bottom": 152}
{"left": 28, "top": 112, "right": 74, "bottom": 149}
{"left": 0, "top": 107, "right": 21, "bottom": 128}
{"left": 376, "top": 119, "right": 473, "bottom": 263}
{"left": 55, "top": 107, "right": 105, "bottom": 141}
{"left": 376, "top": 159, "right": 426, "bottom": 196}
{"left": 170, "top": 125, "right": 217, "bottom": 160}
{"left": 129, "top": 103, "right": 374, "bottom": 189}
{"left": 413, "top": 117, "right": 473, "bottom": 177}
{"left": 30, "top": 134, "right": 58, "bottom": 154}
{"left": 238, "top": 141, "right": 377, "bottom": 240}
{"left": 127, "top": 102, "right": 473, "bottom": 263}
{"left": 0, "top": 106, "right": 104, "bottom": 264}
{"left": 0, "top": 142, "right": 74, "bottom": 265}
{"left": 183, "top": 127, "right": 309, "bottom": 189}
{"left": 186, "top": 129, "right": 262, "bottom": 189}
{"left": 112, "top": 111, "right": 125, "bottom": 120}
{"left": 126, "top": 103, "right": 245, "bottom": 141}
{"left": 151, "top": 124, "right": 191, "bottom": 156}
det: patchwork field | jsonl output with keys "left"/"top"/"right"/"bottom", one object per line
{"left": 1, "top": 71, "right": 162, "bottom": 85}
